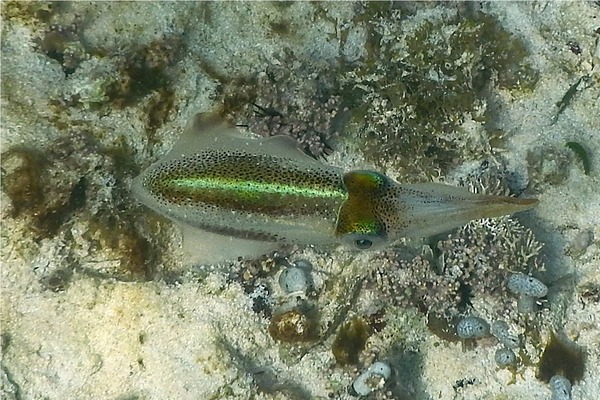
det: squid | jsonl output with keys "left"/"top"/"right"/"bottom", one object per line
{"left": 132, "top": 112, "right": 537, "bottom": 264}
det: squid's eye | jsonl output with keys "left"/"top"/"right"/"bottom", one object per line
{"left": 354, "top": 239, "right": 373, "bottom": 250}
{"left": 340, "top": 232, "right": 386, "bottom": 251}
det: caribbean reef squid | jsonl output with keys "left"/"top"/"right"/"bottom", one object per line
{"left": 132, "top": 112, "right": 538, "bottom": 264}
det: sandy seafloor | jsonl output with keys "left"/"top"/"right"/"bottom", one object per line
{"left": 1, "top": 2, "right": 599, "bottom": 400}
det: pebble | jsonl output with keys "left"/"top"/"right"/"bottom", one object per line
{"left": 456, "top": 316, "right": 490, "bottom": 339}
{"left": 494, "top": 347, "right": 517, "bottom": 368}
{"left": 507, "top": 273, "right": 548, "bottom": 298}
{"left": 550, "top": 375, "right": 572, "bottom": 400}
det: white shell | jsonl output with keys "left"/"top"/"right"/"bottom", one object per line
{"left": 352, "top": 361, "right": 392, "bottom": 396}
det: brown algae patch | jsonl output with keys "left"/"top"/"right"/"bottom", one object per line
{"left": 537, "top": 331, "right": 586, "bottom": 384}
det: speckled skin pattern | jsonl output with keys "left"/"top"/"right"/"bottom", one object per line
{"left": 138, "top": 148, "right": 348, "bottom": 244}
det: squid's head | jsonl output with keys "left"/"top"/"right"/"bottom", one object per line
{"left": 335, "top": 170, "right": 391, "bottom": 250}
{"left": 335, "top": 170, "right": 539, "bottom": 251}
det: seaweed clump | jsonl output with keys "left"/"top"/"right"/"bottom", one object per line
{"left": 565, "top": 141, "right": 592, "bottom": 175}
{"left": 537, "top": 332, "right": 586, "bottom": 383}
{"left": 1, "top": 133, "right": 167, "bottom": 285}
{"left": 342, "top": 6, "right": 538, "bottom": 179}
{"left": 526, "top": 143, "right": 579, "bottom": 190}
{"left": 332, "top": 316, "right": 373, "bottom": 366}
{"left": 1, "top": 1, "right": 56, "bottom": 28}
{"left": 2, "top": 141, "right": 90, "bottom": 239}
{"left": 40, "top": 27, "right": 184, "bottom": 137}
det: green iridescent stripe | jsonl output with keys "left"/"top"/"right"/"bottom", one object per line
{"left": 168, "top": 177, "right": 347, "bottom": 200}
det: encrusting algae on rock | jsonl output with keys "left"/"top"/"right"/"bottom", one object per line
{"left": 132, "top": 111, "right": 538, "bottom": 264}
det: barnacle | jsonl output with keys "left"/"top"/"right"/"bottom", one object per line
{"left": 491, "top": 320, "right": 520, "bottom": 349}
{"left": 507, "top": 273, "right": 548, "bottom": 314}
{"left": 549, "top": 375, "right": 572, "bottom": 400}
{"left": 278, "top": 260, "right": 314, "bottom": 294}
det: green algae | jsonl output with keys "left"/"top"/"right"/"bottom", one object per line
{"left": 565, "top": 141, "right": 592, "bottom": 175}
